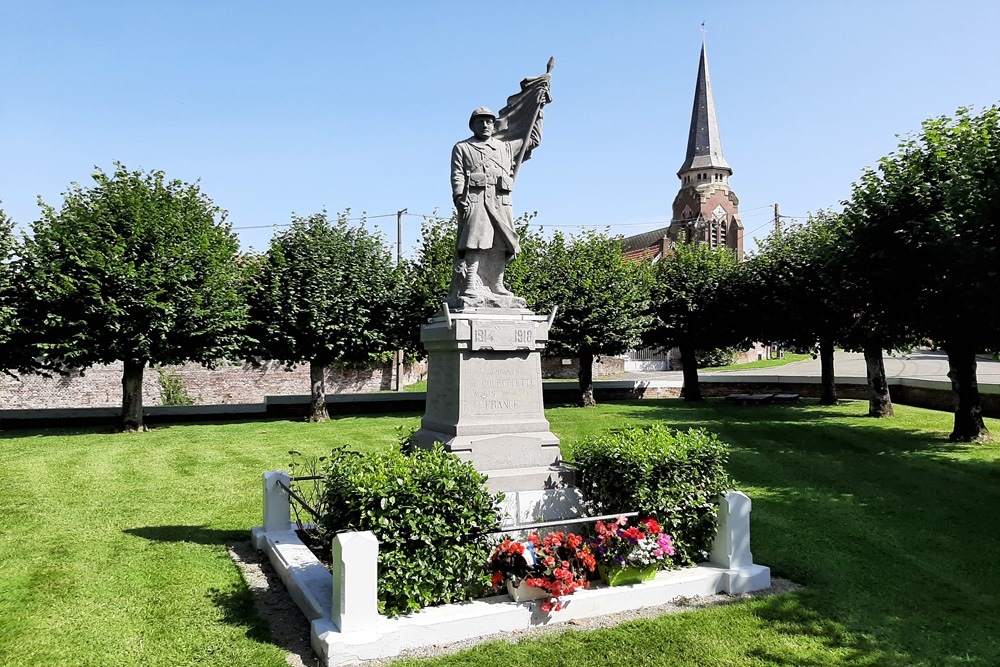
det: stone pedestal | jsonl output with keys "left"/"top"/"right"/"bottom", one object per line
{"left": 413, "top": 309, "right": 570, "bottom": 493}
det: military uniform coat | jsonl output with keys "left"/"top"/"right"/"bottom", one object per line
{"left": 451, "top": 135, "right": 531, "bottom": 255}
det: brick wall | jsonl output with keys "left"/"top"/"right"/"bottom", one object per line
{"left": 540, "top": 356, "right": 626, "bottom": 380}
{"left": 0, "top": 355, "right": 635, "bottom": 410}
{"left": 0, "top": 360, "right": 428, "bottom": 410}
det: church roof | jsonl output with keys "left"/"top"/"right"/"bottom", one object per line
{"left": 621, "top": 226, "right": 671, "bottom": 253}
{"left": 677, "top": 42, "right": 731, "bottom": 176}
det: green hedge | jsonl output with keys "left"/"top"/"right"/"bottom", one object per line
{"left": 696, "top": 347, "right": 740, "bottom": 367}
{"left": 317, "top": 446, "right": 502, "bottom": 616}
{"left": 570, "top": 424, "right": 734, "bottom": 565}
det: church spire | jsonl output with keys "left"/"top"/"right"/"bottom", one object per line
{"left": 677, "top": 39, "right": 731, "bottom": 176}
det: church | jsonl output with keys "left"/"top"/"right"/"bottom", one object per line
{"left": 617, "top": 40, "right": 768, "bottom": 371}
{"left": 623, "top": 40, "right": 743, "bottom": 261}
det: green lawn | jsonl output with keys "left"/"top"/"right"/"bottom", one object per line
{"left": 1, "top": 401, "right": 999, "bottom": 666}
{"left": 701, "top": 352, "right": 813, "bottom": 372}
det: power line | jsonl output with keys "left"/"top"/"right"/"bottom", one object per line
{"left": 230, "top": 212, "right": 398, "bottom": 231}
{"left": 229, "top": 204, "right": 831, "bottom": 235}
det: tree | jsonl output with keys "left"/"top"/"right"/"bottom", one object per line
{"left": 245, "top": 211, "right": 398, "bottom": 422}
{"left": 646, "top": 238, "right": 741, "bottom": 401}
{"left": 741, "top": 211, "right": 851, "bottom": 405}
{"left": 395, "top": 213, "right": 458, "bottom": 361}
{"left": 844, "top": 106, "right": 1000, "bottom": 440}
{"left": 0, "top": 205, "right": 28, "bottom": 377}
{"left": 507, "top": 229, "right": 652, "bottom": 407}
{"left": 17, "top": 165, "right": 247, "bottom": 431}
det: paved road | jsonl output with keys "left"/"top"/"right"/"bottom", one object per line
{"left": 617, "top": 349, "right": 1000, "bottom": 384}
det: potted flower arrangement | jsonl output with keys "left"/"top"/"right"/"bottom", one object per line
{"left": 590, "top": 516, "right": 676, "bottom": 586}
{"left": 490, "top": 531, "right": 597, "bottom": 613}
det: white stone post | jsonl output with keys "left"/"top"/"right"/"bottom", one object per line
{"left": 263, "top": 471, "right": 292, "bottom": 534}
{"left": 710, "top": 491, "right": 753, "bottom": 569}
{"left": 332, "top": 531, "right": 380, "bottom": 633}
{"left": 709, "top": 490, "right": 770, "bottom": 594}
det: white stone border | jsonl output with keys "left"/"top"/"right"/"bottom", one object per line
{"left": 251, "top": 474, "right": 770, "bottom": 667}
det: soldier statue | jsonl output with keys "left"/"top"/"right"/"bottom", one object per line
{"left": 448, "top": 60, "right": 553, "bottom": 310}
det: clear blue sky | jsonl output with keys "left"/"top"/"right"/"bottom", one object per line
{"left": 2, "top": 1, "right": 998, "bottom": 255}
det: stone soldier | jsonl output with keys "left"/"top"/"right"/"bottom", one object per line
{"left": 450, "top": 107, "right": 542, "bottom": 305}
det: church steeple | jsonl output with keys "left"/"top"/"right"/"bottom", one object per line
{"left": 678, "top": 40, "right": 731, "bottom": 176}
{"left": 669, "top": 37, "right": 742, "bottom": 253}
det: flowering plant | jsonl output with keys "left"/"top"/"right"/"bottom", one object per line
{"left": 489, "top": 531, "right": 597, "bottom": 613}
{"left": 590, "top": 515, "right": 676, "bottom": 569}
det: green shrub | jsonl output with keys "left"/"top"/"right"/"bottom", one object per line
{"left": 317, "top": 445, "right": 502, "bottom": 616}
{"left": 155, "top": 366, "right": 195, "bottom": 405}
{"left": 696, "top": 347, "right": 740, "bottom": 368}
{"left": 570, "top": 424, "right": 734, "bottom": 565}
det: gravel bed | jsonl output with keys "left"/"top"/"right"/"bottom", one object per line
{"left": 228, "top": 540, "right": 800, "bottom": 667}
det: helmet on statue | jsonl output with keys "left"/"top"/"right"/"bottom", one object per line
{"left": 468, "top": 107, "right": 497, "bottom": 130}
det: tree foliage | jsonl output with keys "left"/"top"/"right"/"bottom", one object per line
{"left": 245, "top": 211, "right": 397, "bottom": 421}
{"left": 507, "top": 228, "right": 652, "bottom": 406}
{"left": 395, "top": 213, "right": 458, "bottom": 360}
{"left": 740, "top": 211, "right": 850, "bottom": 404}
{"left": 843, "top": 106, "right": 1000, "bottom": 439}
{"left": 16, "top": 165, "right": 246, "bottom": 430}
{"left": 647, "top": 239, "right": 741, "bottom": 401}
{"left": 0, "top": 205, "right": 28, "bottom": 376}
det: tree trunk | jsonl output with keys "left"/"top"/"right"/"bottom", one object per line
{"left": 680, "top": 344, "right": 702, "bottom": 401}
{"left": 578, "top": 349, "right": 596, "bottom": 407}
{"left": 945, "top": 343, "right": 991, "bottom": 442}
{"left": 310, "top": 360, "right": 329, "bottom": 423}
{"left": 121, "top": 359, "right": 146, "bottom": 432}
{"left": 863, "top": 340, "right": 893, "bottom": 417}
{"left": 819, "top": 336, "right": 837, "bottom": 405}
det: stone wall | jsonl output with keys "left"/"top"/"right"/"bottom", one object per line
{"left": 0, "top": 360, "right": 428, "bottom": 410}
{"left": 539, "top": 355, "right": 626, "bottom": 380}
{"left": 0, "top": 355, "right": 632, "bottom": 410}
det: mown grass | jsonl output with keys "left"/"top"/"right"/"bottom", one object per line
{"left": 1, "top": 401, "right": 999, "bottom": 666}
{"left": 701, "top": 352, "right": 813, "bottom": 372}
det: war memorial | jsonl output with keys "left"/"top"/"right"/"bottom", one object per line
{"left": 249, "top": 59, "right": 771, "bottom": 666}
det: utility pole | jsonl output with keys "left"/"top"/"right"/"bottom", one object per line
{"left": 395, "top": 208, "right": 407, "bottom": 391}
{"left": 396, "top": 208, "right": 407, "bottom": 266}
{"left": 773, "top": 203, "right": 781, "bottom": 237}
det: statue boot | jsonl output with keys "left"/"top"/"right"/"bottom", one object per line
{"left": 461, "top": 253, "right": 486, "bottom": 298}
{"left": 491, "top": 271, "right": 514, "bottom": 296}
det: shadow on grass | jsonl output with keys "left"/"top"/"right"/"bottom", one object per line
{"left": 124, "top": 525, "right": 247, "bottom": 545}
{"left": 0, "top": 425, "right": 123, "bottom": 439}
{"left": 744, "top": 592, "right": 915, "bottom": 667}
{"left": 552, "top": 398, "right": 1000, "bottom": 664}
{"left": 207, "top": 584, "right": 272, "bottom": 645}
{"left": 0, "top": 412, "right": 416, "bottom": 439}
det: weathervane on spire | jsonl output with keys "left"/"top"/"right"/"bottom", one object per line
{"left": 700, "top": 21, "right": 707, "bottom": 42}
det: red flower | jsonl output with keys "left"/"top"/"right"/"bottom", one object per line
{"left": 641, "top": 517, "right": 662, "bottom": 535}
{"left": 622, "top": 526, "right": 645, "bottom": 542}
{"left": 491, "top": 571, "right": 504, "bottom": 587}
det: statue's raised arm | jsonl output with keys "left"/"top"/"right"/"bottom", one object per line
{"left": 448, "top": 59, "right": 553, "bottom": 311}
